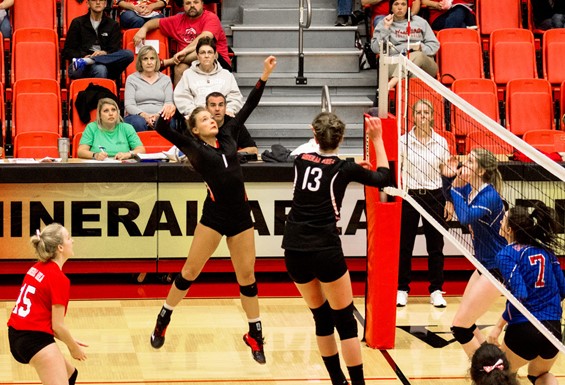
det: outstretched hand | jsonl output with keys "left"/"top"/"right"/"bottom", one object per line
{"left": 261, "top": 56, "right": 277, "bottom": 81}
{"left": 364, "top": 115, "right": 383, "bottom": 141}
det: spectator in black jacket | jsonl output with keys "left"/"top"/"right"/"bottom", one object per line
{"left": 62, "top": 0, "right": 134, "bottom": 80}
{"left": 531, "top": 0, "right": 565, "bottom": 30}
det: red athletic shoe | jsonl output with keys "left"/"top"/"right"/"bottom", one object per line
{"left": 150, "top": 319, "right": 168, "bottom": 349}
{"left": 243, "top": 333, "right": 266, "bottom": 364}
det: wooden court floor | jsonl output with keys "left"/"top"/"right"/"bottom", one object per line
{"left": 2, "top": 296, "right": 564, "bottom": 385}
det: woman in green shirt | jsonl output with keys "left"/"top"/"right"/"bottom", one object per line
{"left": 77, "top": 98, "right": 146, "bottom": 160}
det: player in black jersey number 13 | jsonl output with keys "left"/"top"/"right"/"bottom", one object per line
{"left": 282, "top": 113, "right": 391, "bottom": 385}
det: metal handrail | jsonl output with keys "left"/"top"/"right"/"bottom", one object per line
{"left": 296, "top": 0, "right": 312, "bottom": 84}
{"left": 321, "top": 85, "right": 332, "bottom": 113}
{"left": 299, "top": 0, "right": 312, "bottom": 29}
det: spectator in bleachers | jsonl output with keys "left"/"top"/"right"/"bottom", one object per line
{"left": 133, "top": 0, "right": 231, "bottom": 86}
{"left": 124, "top": 45, "right": 176, "bottom": 132}
{"left": 206, "top": 92, "right": 257, "bottom": 155}
{"left": 422, "top": 0, "right": 476, "bottom": 31}
{"left": 362, "top": 0, "right": 420, "bottom": 28}
{"left": 371, "top": 0, "right": 439, "bottom": 90}
{"left": 174, "top": 36, "right": 242, "bottom": 120}
{"left": 77, "top": 98, "right": 146, "bottom": 160}
{"left": 0, "top": 0, "right": 13, "bottom": 38}
{"left": 336, "top": 0, "right": 354, "bottom": 26}
{"left": 63, "top": 0, "right": 134, "bottom": 80}
{"left": 531, "top": 0, "right": 565, "bottom": 30}
{"left": 116, "top": 0, "right": 167, "bottom": 29}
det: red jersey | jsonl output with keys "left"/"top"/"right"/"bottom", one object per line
{"left": 8, "top": 261, "right": 70, "bottom": 335}
{"left": 159, "top": 10, "right": 231, "bottom": 65}
{"left": 370, "top": 1, "right": 389, "bottom": 17}
{"left": 427, "top": 0, "right": 475, "bottom": 25}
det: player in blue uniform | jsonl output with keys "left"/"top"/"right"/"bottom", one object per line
{"left": 445, "top": 148, "right": 507, "bottom": 357}
{"left": 282, "top": 113, "right": 390, "bottom": 385}
{"left": 488, "top": 202, "right": 565, "bottom": 385}
{"left": 149, "top": 56, "right": 277, "bottom": 365}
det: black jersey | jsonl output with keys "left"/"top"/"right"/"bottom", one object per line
{"left": 282, "top": 152, "right": 390, "bottom": 251}
{"left": 156, "top": 79, "right": 265, "bottom": 208}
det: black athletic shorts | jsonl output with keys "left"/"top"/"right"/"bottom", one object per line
{"left": 200, "top": 200, "right": 253, "bottom": 237}
{"left": 477, "top": 268, "right": 504, "bottom": 283}
{"left": 284, "top": 248, "right": 348, "bottom": 284}
{"left": 8, "top": 327, "right": 56, "bottom": 364}
{"left": 504, "top": 320, "right": 562, "bottom": 361}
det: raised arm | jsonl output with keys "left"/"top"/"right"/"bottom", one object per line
{"left": 233, "top": 56, "right": 277, "bottom": 127}
{"left": 365, "top": 116, "right": 389, "bottom": 170}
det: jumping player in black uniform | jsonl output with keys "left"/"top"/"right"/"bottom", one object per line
{"left": 282, "top": 113, "right": 390, "bottom": 385}
{"left": 150, "top": 56, "right": 277, "bottom": 365}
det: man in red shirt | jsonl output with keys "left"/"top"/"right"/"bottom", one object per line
{"left": 133, "top": 0, "right": 230, "bottom": 86}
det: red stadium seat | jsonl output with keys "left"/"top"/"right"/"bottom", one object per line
{"left": 436, "top": 28, "right": 483, "bottom": 86}
{"left": 400, "top": 78, "right": 446, "bottom": 133}
{"left": 62, "top": 0, "right": 89, "bottom": 38}
{"left": 11, "top": 28, "right": 60, "bottom": 86}
{"left": 465, "top": 129, "right": 514, "bottom": 155}
{"left": 523, "top": 130, "right": 564, "bottom": 153}
{"left": 68, "top": 78, "right": 118, "bottom": 137}
{"left": 543, "top": 28, "right": 565, "bottom": 98}
{"left": 477, "top": 0, "right": 522, "bottom": 49}
{"left": 451, "top": 78, "right": 499, "bottom": 153}
{"left": 12, "top": 0, "right": 57, "bottom": 31}
{"left": 122, "top": 28, "right": 171, "bottom": 83}
{"left": 72, "top": 132, "right": 82, "bottom": 158}
{"left": 506, "top": 78, "right": 554, "bottom": 136}
{"left": 0, "top": 32, "right": 4, "bottom": 85}
{"left": 137, "top": 130, "right": 174, "bottom": 153}
{"left": 0, "top": 83, "right": 5, "bottom": 153}
{"left": 13, "top": 132, "right": 60, "bottom": 159}
{"left": 12, "top": 79, "right": 62, "bottom": 141}
{"left": 489, "top": 29, "right": 537, "bottom": 96}
{"left": 437, "top": 130, "right": 457, "bottom": 155}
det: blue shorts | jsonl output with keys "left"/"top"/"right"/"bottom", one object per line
{"left": 8, "top": 327, "right": 55, "bottom": 364}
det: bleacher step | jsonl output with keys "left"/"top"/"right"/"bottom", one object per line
{"left": 233, "top": 48, "right": 362, "bottom": 73}
{"left": 242, "top": 7, "right": 337, "bottom": 26}
{"left": 231, "top": 25, "right": 358, "bottom": 49}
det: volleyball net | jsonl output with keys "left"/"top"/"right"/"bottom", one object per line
{"left": 366, "top": 52, "right": 565, "bottom": 352}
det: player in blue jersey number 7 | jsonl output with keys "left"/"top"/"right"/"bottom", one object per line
{"left": 488, "top": 203, "right": 565, "bottom": 385}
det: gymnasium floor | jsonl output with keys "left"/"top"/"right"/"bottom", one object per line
{"left": 2, "top": 280, "right": 564, "bottom": 385}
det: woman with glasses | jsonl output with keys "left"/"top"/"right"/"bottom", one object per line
{"left": 174, "top": 36, "right": 243, "bottom": 121}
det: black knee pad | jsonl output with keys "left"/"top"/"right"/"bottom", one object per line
{"left": 174, "top": 274, "right": 193, "bottom": 291}
{"left": 528, "top": 373, "right": 550, "bottom": 385}
{"left": 332, "top": 303, "right": 358, "bottom": 341}
{"left": 239, "top": 282, "right": 258, "bottom": 297}
{"left": 68, "top": 368, "right": 78, "bottom": 385}
{"left": 451, "top": 324, "right": 477, "bottom": 345}
{"left": 310, "top": 301, "right": 335, "bottom": 337}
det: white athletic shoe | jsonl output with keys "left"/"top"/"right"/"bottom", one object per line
{"left": 396, "top": 290, "right": 408, "bottom": 307}
{"left": 430, "top": 290, "right": 447, "bottom": 308}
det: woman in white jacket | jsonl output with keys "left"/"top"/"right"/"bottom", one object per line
{"left": 371, "top": 0, "right": 439, "bottom": 90}
{"left": 174, "top": 36, "right": 243, "bottom": 120}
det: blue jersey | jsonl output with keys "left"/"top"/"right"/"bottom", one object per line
{"left": 497, "top": 243, "right": 565, "bottom": 324}
{"left": 451, "top": 183, "right": 506, "bottom": 269}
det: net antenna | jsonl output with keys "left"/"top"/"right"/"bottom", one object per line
{"left": 387, "top": 54, "right": 565, "bottom": 354}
